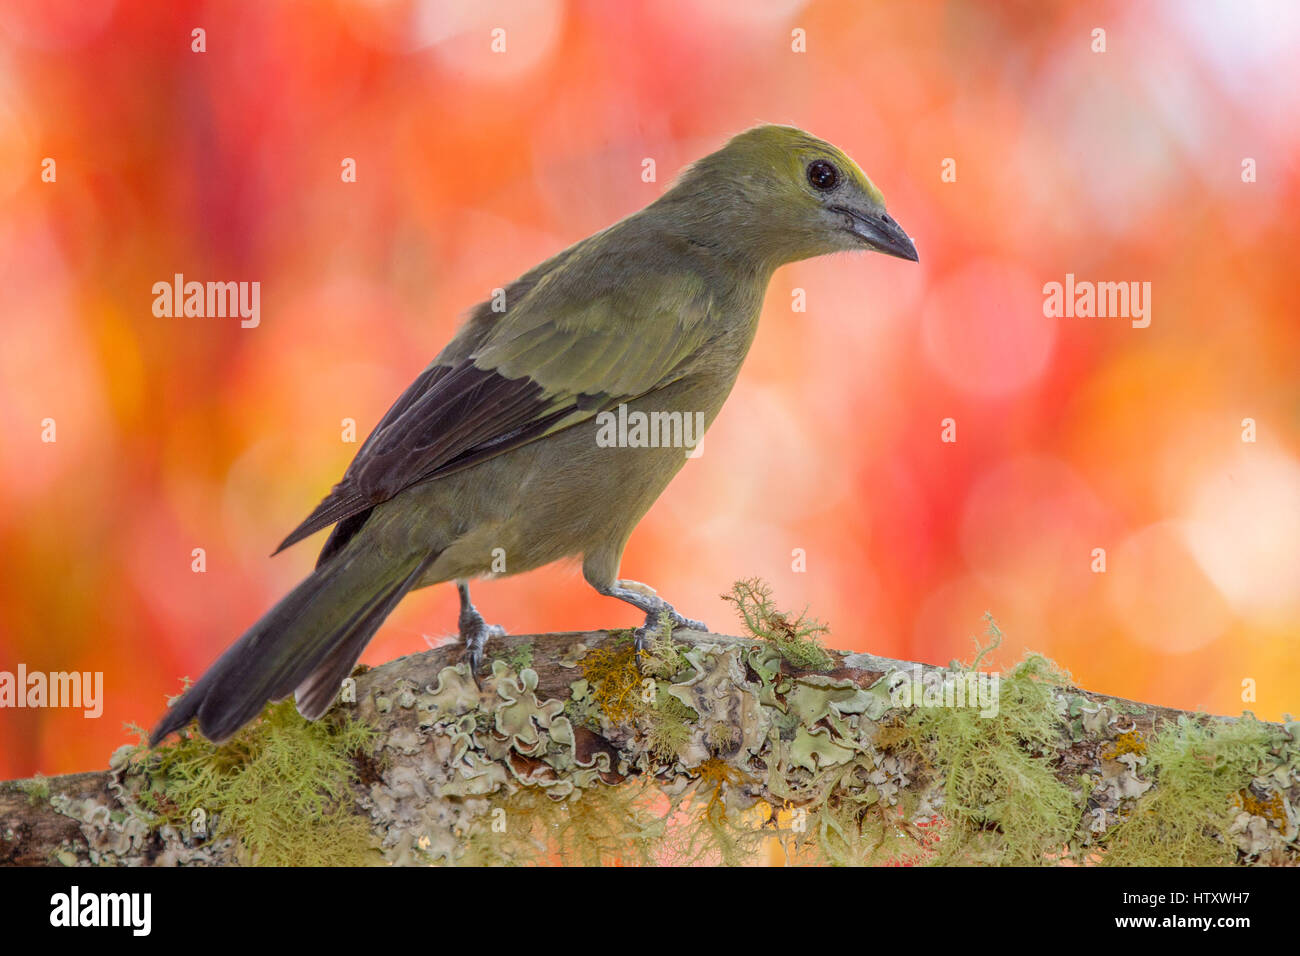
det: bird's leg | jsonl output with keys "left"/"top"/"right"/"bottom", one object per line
{"left": 457, "top": 580, "right": 505, "bottom": 685}
{"left": 597, "top": 579, "right": 708, "bottom": 664}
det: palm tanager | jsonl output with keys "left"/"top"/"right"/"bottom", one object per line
{"left": 151, "top": 124, "right": 917, "bottom": 744}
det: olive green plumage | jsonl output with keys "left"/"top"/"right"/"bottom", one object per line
{"left": 151, "top": 124, "right": 916, "bottom": 744}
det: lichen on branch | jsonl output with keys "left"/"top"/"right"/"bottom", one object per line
{"left": 4, "top": 580, "right": 1298, "bottom": 867}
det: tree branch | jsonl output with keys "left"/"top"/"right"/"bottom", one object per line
{"left": 3, "top": 628, "right": 1296, "bottom": 866}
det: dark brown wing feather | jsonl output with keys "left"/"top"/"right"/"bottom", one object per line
{"left": 275, "top": 360, "right": 590, "bottom": 556}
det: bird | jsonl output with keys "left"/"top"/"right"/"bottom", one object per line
{"left": 150, "top": 124, "right": 917, "bottom": 745}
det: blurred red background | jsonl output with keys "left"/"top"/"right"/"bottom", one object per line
{"left": 1, "top": 0, "right": 1298, "bottom": 779}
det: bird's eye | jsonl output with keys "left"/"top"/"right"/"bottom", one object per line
{"left": 807, "top": 160, "right": 839, "bottom": 191}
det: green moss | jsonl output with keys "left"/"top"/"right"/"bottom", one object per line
{"left": 1102, "top": 714, "right": 1282, "bottom": 866}
{"left": 15, "top": 774, "right": 50, "bottom": 806}
{"left": 648, "top": 693, "right": 698, "bottom": 762}
{"left": 498, "top": 641, "right": 534, "bottom": 673}
{"left": 639, "top": 614, "right": 687, "bottom": 679}
{"left": 126, "top": 700, "right": 381, "bottom": 865}
{"left": 722, "top": 578, "right": 836, "bottom": 672}
{"left": 900, "top": 647, "right": 1080, "bottom": 865}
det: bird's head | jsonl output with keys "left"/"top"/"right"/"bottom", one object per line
{"left": 663, "top": 124, "right": 917, "bottom": 269}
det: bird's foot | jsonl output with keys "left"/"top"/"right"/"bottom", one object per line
{"left": 630, "top": 602, "right": 709, "bottom": 670}
{"left": 635, "top": 604, "right": 708, "bottom": 640}
{"left": 459, "top": 609, "right": 506, "bottom": 688}
{"left": 597, "top": 579, "right": 707, "bottom": 670}
{"left": 457, "top": 579, "right": 505, "bottom": 687}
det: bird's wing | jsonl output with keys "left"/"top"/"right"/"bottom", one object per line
{"left": 275, "top": 252, "right": 718, "bottom": 554}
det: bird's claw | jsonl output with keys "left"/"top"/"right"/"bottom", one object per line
{"left": 465, "top": 645, "right": 484, "bottom": 689}
{"left": 460, "top": 618, "right": 506, "bottom": 689}
{"left": 633, "top": 605, "right": 708, "bottom": 670}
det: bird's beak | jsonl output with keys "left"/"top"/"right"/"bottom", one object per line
{"left": 830, "top": 205, "right": 919, "bottom": 262}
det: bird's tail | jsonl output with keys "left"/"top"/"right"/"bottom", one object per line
{"left": 150, "top": 546, "right": 435, "bottom": 745}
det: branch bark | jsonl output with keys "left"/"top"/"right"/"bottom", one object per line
{"left": 2, "top": 629, "right": 1295, "bottom": 866}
